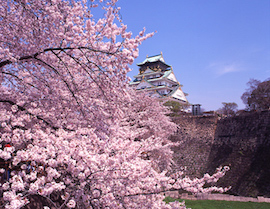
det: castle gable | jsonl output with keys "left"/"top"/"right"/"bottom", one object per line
{"left": 170, "top": 88, "right": 187, "bottom": 102}
{"left": 167, "top": 71, "right": 178, "bottom": 82}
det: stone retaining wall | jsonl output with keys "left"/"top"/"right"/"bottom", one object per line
{"left": 170, "top": 110, "right": 270, "bottom": 197}
{"left": 170, "top": 115, "right": 217, "bottom": 177}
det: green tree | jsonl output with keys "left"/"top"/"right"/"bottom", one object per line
{"left": 241, "top": 78, "right": 270, "bottom": 111}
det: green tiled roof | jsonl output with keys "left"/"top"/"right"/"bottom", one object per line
{"left": 166, "top": 87, "right": 178, "bottom": 96}
{"left": 129, "top": 81, "right": 140, "bottom": 85}
{"left": 137, "top": 54, "right": 171, "bottom": 67}
{"left": 163, "top": 69, "right": 172, "bottom": 78}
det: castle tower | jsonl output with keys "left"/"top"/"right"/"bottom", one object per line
{"left": 129, "top": 53, "right": 188, "bottom": 104}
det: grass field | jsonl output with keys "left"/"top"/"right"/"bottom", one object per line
{"left": 164, "top": 197, "right": 270, "bottom": 209}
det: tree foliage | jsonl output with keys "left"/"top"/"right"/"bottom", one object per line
{"left": 217, "top": 102, "right": 238, "bottom": 116}
{"left": 241, "top": 78, "right": 270, "bottom": 111}
{"left": 0, "top": 0, "right": 229, "bottom": 208}
{"left": 163, "top": 101, "right": 190, "bottom": 114}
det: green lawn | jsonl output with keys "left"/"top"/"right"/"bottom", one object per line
{"left": 164, "top": 197, "right": 270, "bottom": 209}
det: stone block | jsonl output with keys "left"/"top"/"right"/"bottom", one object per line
{"left": 180, "top": 193, "right": 188, "bottom": 199}
{"left": 165, "top": 191, "right": 179, "bottom": 199}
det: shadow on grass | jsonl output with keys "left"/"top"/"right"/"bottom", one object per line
{"left": 164, "top": 196, "right": 270, "bottom": 209}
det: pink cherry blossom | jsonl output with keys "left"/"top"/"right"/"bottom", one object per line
{"left": 67, "top": 199, "right": 76, "bottom": 208}
{"left": 0, "top": 0, "right": 229, "bottom": 208}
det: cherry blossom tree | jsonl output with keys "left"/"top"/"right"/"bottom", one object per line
{"left": 0, "top": 0, "right": 230, "bottom": 208}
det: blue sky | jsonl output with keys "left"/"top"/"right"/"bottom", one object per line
{"left": 116, "top": 0, "right": 270, "bottom": 111}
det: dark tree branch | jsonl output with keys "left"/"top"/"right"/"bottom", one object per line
{"left": 33, "top": 56, "right": 86, "bottom": 118}
{"left": 62, "top": 49, "right": 109, "bottom": 100}
{"left": 1, "top": 71, "right": 39, "bottom": 90}
{"left": 0, "top": 46, "right": 115, "bottom": 69}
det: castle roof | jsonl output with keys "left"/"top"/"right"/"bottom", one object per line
{"left": 137, "top": 53, "right": 171, "bottom": 68}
